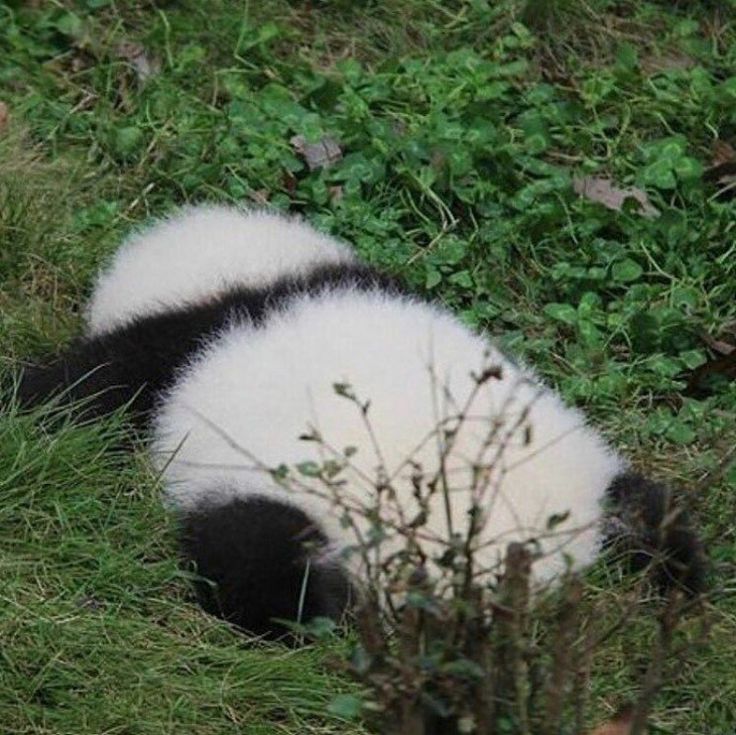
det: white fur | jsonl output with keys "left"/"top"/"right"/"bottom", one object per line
{"left": 152, "top": 287, "right": 626, "bottom": 588}
{"left": 86, "top": 205, "right": 356, "bottom": 334}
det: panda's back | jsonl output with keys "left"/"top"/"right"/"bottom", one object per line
{"left": 152, "top": 287, "right": 624, "bottom": 585}
{"left": 86, "top": 205, "right": 355, "bottom": 334}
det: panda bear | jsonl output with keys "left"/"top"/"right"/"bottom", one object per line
{"left": 16, "top": 205, "right": 705, "bottom": 639}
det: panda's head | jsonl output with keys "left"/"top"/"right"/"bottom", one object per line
{"left": 602, "top": 471, "right": 706, "bottom": 595}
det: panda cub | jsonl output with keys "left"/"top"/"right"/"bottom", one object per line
{"left": 16, "top": 205, "right": 705, "bottom": 639}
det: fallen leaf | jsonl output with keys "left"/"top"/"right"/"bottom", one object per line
{"left": 72, "top": 55, "right": 89, "bottom": 73}
{"left": 711, "top": 139, "right": 736, "bottom": 167}
{"left": 686, "top": 328, "right": 736, "bottom": 396}
{"left": 686, "top": 350, "right": 736, "bottom": 396}
{"left": 641, "top": 51, "right": 696, "bottom": 76}
{"left": 76, "top": 595, "right": 104, "bottom": 611}
{"left": 282, "top": 171, "right": 297, "bottom": 194}
{"left": 290, "top": 134, "right": 342, "bottom": 171}
{"left": 248, "top": 189, "right": 270, "bottom": 206}
{"left": 587, "top": 722, "right": 631, "bottom": 735}
{"left": 573, "top": 176, "right": 659, "bottom": 218}
{"left": 0, "top": 101, "right": 8, "bottom": 133}
{"left": 699, "top": 330, "right": 736, "bottom": 356}
{"left": 586, "top": 707, "right": 635, "bottom": 735}
{"left": 116, "top": 42, "right": 160, "bottom": 83}
{"left": 328, "top": 185, "right": 344, "bottom": 204}
{"left": 703, "top": 139, "right": 736, "bottom": 199}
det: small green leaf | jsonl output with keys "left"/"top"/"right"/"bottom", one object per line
{"left": 425, "top": 268, "right": 442, "bottom": 289}
{"left": 296, "top": 461, "right": 321, "bottom": 477}
{"left": 439, "top": 658, "right": 486, "bottom": 680}
{"left": 666, "top": 422, "right": 696, "bottom": 445}
{"left": 673, "top": 19, "right": 699, "bottom": 37}
{"left": 349, "top": 644, "right": 372, "bottom": 675}
{"left": 680, "top": 350, "right": 707, "bottom": 370}
{"left": 650, "top": 356, "right": 682, "bottom": 377}
{"left": 53, "top": 12, "right": 84, "bottom": 37}
{"left": 612, "top": 258, "right": 643, "bottom": 282}
{"left": 616, "top": 43, "right": 639, "bottom": 71}
{"left": 449, "top": 270, "right": 473, "bottom": 289}
{"left": 721, "top": 77, "right": 736, "bottom": 99}
{"left": 270, "top": 464, "right": 289, "bottom": 481}
{"left": 671, "top": 286, "right": 700, "bottom": 311}
{"left": 301, "top": 616, "right": 337, "bottom": 639}
{"left": 578, "top": 291, "right": 602, "bottom": 313}
{"left": 438, "top": 237, "right": 467, "bottom": 265}
{"left": 111, "top": 126, "right": 143, "bottom": 156}
{"left": 495, "top": 59, "right": 528, "bottom": 77}
{"left": 643, "top": 159, "right": 676, "bottom": 189}
{"left": 547, "top": 510, "right": 570, "bottom": 530}
{"left": 578, "top": 319, "right": 602, "bottom": 346}
{"left": 672, "top": 155, "right": 704, "bottom": 180}
{"left": 659, "top": 139, "right": 686, "bottom": 161}
{"left": 328, "top": 694, "right": 363, "bottom": 720}
{"left": 544, "top": 303, "right": 578, "bottom": 326}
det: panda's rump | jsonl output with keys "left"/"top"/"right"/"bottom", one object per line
{"left": 152, "top": 288, "right": 625, "bottom": 586}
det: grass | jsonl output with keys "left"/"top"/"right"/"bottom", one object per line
{"left": 1, "top": 0, "right": 735, "bottom": 732}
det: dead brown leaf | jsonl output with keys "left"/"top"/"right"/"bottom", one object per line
{"left": 290, "top": 134, "right": 342, "bottom": 171}
{"left": 248, "top": 189, "right": 270, "bottom": 206}
{"left": 700, "top": 330, "right": 736, "bottom": 356}
{"left": 586, "top": 707, "right": 635, "bottom": 735}
{"left": 282, "top": 171, "right": 297, "bottom": 195}
{"left": 711, "top": 140, "right": 736, "bottom": 167}
{"left": 686, "top": 350, "right": 736, "bottom": 396}
{"left": 116, "top": 42, "right": 161, "bottom": 83}
{"left": 685, "top": 327, "right": 736, "bottom": 396}
{"left": 587, "top": 721, "right": 632, "bottom": 735}
{"left": 0, "top": 101, "right": 9, "bottom": 133}
{"left": 573, "top": 176, "right": 659, "bottom": 218}
{"left": 328, "top": 185, "right": 344, "bottom": 204}
{"left": 641, "top": 51, "right": 696, "bottom": 76}
{"left": 703, "top": 139, "right": 736, "bottom": 199}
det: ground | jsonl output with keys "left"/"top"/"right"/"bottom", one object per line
{"left": 1, "top": 1, "right": 735, "bottom": 733}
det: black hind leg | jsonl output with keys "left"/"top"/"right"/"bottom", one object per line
{"left": 16, "top": 344, "right": 132, "bottom": 420}
{"left": 12, "top": 299, "right": 240, "bottom": 426}
{"left": 179, "top": 495, "right": 354, "bottom": 640}
{"left": 12, "top": 308, "right": 207, "bottom": 426}
{"left": 603, "top": 471, "right": 706, "bottom": 595}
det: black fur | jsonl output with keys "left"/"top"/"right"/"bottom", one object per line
{"left": 179, "top": 495, "right": 353, "bottom": 640}
{"left": 604, "top": 471, "right": 706, "bottom": 595}
{"left": 15, "top": 263, "right": 406, "bottom": 427}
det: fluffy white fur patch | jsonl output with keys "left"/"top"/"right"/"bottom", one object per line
{"left": 86, "top": 205, "right": 355, "bottom": 334}
{"left": 151, "top": 287, "right": 626, "bottom": 588}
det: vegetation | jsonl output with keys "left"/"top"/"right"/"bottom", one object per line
{"left": 1, "top": 0, "right": 735, "bottom": 732}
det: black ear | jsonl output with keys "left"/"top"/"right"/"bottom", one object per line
{"left": 603, "top": 471, "right": 706, "bottom": 596}
{"left": 179, "top": 494, "right": 354, "bottom": 641}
